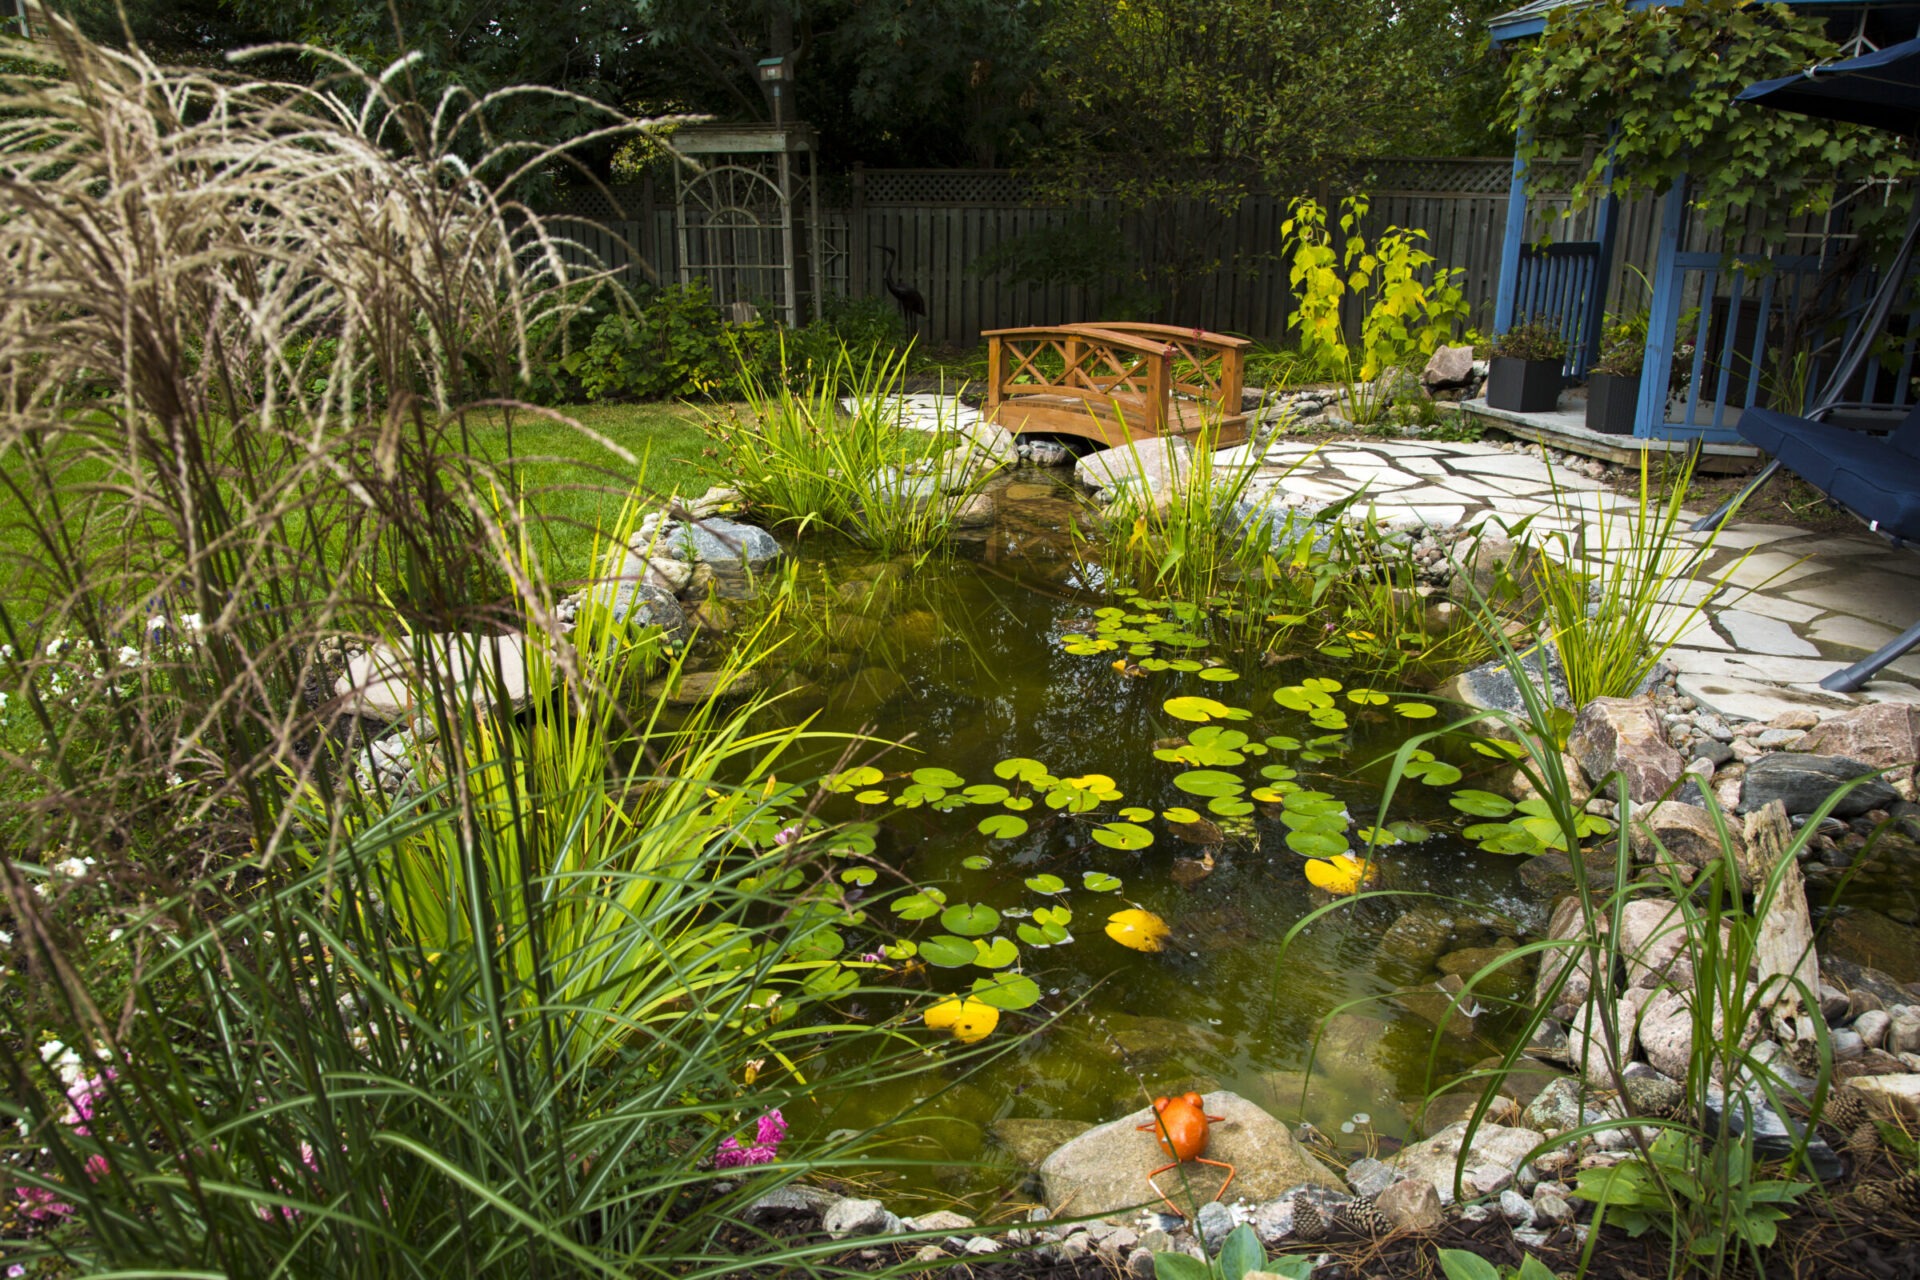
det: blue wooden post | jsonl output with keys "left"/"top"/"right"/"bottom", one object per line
{"left": 1636, "top": 175, "right": 1690, "bottom": 439}
{"left": 1583, "top": 152, "right": 1621, "bottom": 377}
{"left": 1493, "top": 141, "right": 1529, "bottom": 335}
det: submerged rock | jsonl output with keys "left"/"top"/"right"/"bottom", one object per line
{"left": 1037, "top": 1091, "right": 1340, "bottom": 1215}
{"left": 991, "top": 1119, "right": 1094, "bottom": 1169}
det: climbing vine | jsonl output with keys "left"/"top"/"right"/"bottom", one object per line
{"left": 1503, "top": 0, "right": 1917, "bottom": 247}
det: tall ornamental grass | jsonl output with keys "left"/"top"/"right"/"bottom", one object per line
{"left": 0, "top": 15, "right": 949, "bottom": 1275}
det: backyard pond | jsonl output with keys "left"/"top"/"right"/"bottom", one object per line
{"left": 703, "top": 471, "right": 1575, "bottom": 1212}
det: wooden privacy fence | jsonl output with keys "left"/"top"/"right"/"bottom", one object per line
{"left": 544, "top": 160, "right": 1671, "bottom": 348}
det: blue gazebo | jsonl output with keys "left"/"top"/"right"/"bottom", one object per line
{"left": 1484, "top": 0, "right": 1920, "bottom": 448}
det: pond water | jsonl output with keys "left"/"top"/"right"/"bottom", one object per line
{"left": 735, "top": 471, "right": 1565, "bottom": 1213}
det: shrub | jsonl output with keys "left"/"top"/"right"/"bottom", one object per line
{"left": 1491, "top": 318, "right": 1569, "bottom": 363}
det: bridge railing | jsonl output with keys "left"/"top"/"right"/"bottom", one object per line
{"left": 982, "top": 323, "right": 1248, "bottom": 437}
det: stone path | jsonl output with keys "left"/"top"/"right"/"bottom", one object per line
{"left": 1229, "top": 437, "right": 1920, "bottom": 722}
{"left": 870, "top": 396, "right": 1920, "bottom": 723}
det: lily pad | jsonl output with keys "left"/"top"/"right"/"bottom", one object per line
{"left": 854, "top": 789, "right": 890, "bottom": 805}
{"left": 1082, "top": 871, "right": 1123, "bottom": 892}
{"left": 978, "top": 813, "right": 1030, "bottom": 840}
{"left": 840, "top": 867, "right": 877, "bottom": 886}
{"left": 1347, "top": 688, "right": 1389, "bottom": 706}
{"left": 1206, "top": 796, "right": 1255, "bottom": 817}
{"left": 1003, "top": 796, "right": 1035, "bottom": 812}
{"left": 911, "top": 766, "right": 966, "bottom": 788}
{"left": 920, "top": 935, "right": 979, "bottom": 968}
{"left": 972, "top": 936, "right": 1019, "bottom": 968}
{"left": 1024, "top": 873, "right": 1067, "bottom": 894}
{"left": 940, "top": 903, "right": 1002, "bottom": 936}
{"left": 1164, "top": 695, "right": 1235, "bottom": 723}
{"left": 994, "top": 757, "right": 1050, "bottom": 783}
{"left": 1197, "top": 667, "right": 1240, "bottom": 682}
{"left": 970, "top": 973, "right": 1042, "bottom": 1011}
{"left": 1118, "top": 806, "right": 1156, "bottom": 823}
{"left": 1172, "top": 769, "right": 1243, "bottom": 797}
{"left": 827, "top": 765, "right": 885, "bottom": 793}
{"left": 924, "top": 994, "right": 999, "bottom": 1041}
{"left": 1449, "top": 790, "right": 1516, "bottom": 818}
{"left": 1393, "top": 702, "right": 1439, "bottom": 720}
{"left": 1286, "top": 829, "right": 1349, "bottom": 858}
{"left": 963, "top": 783, "right": 1011, "bottom": 804}
{"left": 1092, "top": 821, "right": 1154, "bottom": 851}
{"left": 961, "top": 854, "right": 993, "bottom": 870}
{"left": 1105, "top": 908, "right": 1172, "bottom": 953}
{"left": 1160, "top": 806, "right": 1203, "bottom": 824}
{"left": 891, "top": 889, "right": 946, "bottom": 921}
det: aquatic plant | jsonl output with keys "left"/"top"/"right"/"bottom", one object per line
{"left": 708, "top": 338, "right": 995, "bottom": 558}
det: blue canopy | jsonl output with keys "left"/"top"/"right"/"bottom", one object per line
{"left": 1738, "top": 34, "right": 1920, "bottom": 134}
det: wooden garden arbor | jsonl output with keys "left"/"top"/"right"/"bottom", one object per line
{"left": 982, "top": 323, "right": 1251, "bottom": 448}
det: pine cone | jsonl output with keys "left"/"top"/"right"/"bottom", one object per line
{"left": 1822, "top": 1084, "right": 1873, "bottom": 1135}
{"left": 1334, "top": 1196, "right": 1390, "bottom": 1237}
{"left": 1291, "top": 1198, "right": 1327, "bottom": 1242}
{"left": 1853, "top": 1172, "right": 1920, "bottom": 1212}
{"left": 1846, "top": 1123, "right": 1880, "bottom": 1164}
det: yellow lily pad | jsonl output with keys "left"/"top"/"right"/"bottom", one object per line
{"left": 1303, "top": 854, "right": 1377, "bottom": 895}
{"left": 924, "top": 994, "right": 1000, "bottom": 1043}
{"left": 1105, "top": 907, "right": 1172, "bottom": 953}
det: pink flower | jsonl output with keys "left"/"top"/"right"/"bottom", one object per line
{"left": 772, "top": 825, "right": 803, "bottom": 847}
{"left": 15, "top": 1185, "right": 73, "bottom": 1221}
{"left": 712, "top": 1110, "right": 787, "bottom": 1168}
{"left": 84, "top": 1154, "right": 110, "bottom": 1180}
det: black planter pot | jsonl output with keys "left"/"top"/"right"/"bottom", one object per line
{"left": 1586, "top": 372, "right": 1639, "bottom": 435}
{"left": 1485, "top": 356, "right": 1563, "bottom": 413}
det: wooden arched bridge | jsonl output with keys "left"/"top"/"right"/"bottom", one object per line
{"left": 982, "top": 323, "right": 1251, "bottom": 449}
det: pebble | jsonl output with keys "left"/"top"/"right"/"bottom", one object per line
{"left": 1532, "top": 1188, "right": 1574, "bottom": 1226}
{"left": 1854, "top": 1009, "right": 1891, "bottom": 1049}
{"left": 1499, "top": 1189, "right": 1534, "bottom": 1225}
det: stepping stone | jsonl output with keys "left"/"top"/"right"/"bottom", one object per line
{"left": 336, "top": 633, "right": 536, "bottom": 722}
{"left": 1674, "top": 673, "right": 1849, "bottom": 723}
{"left": 1717, "top": 609, "right": 1821, "bottom": 658}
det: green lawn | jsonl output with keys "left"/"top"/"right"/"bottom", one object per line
{"left": 468, "top": 401, "right": 721, "bottom": 588}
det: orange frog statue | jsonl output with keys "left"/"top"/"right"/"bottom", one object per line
{"left": 1137, "top": 1091, "right": 1235, "bottom": 1217}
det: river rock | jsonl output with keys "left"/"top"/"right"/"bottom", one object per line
{"left": 946, "top": 493, "right": 996, "bottom": 529}
{"left": 1618, "top": 897, "right": 1721, "bottom": 991}
{"left": 600, "top": 580, "right": 692, "bottom": 644}
{"left": 1848, "top": 1073, "right": 1920, "bottom": 1123}
{"left": 1379, "top": 905, "right": 1493, "bottom": 975}
{"left": 1444, "top": 532, "right": 1543, "bottom": 612}
{"left": 1738, "top": 754, "right": 1898, "bottom": 818}
{"left": 1441, "top": 644, "right": 1572, "bottom": 724}
{"left": 644, "top": 667, "right": 759, "bottom": 706}
{"left": 1375, "top": 1177, "right": 1444, "bottom": 1232}
{"left": 1022, "top": 439, "right": 1075, "bottom": 467}
{"left": 823, "top": 1197, "right": 905, "bottom": 1238}
{"left": 1796, "top": 703, "right": 1920, "bottom": 789}
{"left": 1534, "top": 896, "right": 1608, "bottom": 1022}
{"left": 1037, "top": 1091, "right": 1341, "bottom": 1215}
{"left": 1628, "top": 802, "right": 1747, "bottom": 884}
{"left": 1384, "top": 1122, "right": 1546, "bottom": 1205}
{"left": 644, "top": 517, "right": 784, "bottom": 596}
{"left": 1075, "top": 437, "right": 1192, "bottom": 497}
{"left": 1423, "top": 344, "right": 1477, "bottom": 393}
{"left": 1570, "top": 697, "right": 1685, "bottom": 804}
{"left": 336, "top": 632, "right": 536, "bottom": 722}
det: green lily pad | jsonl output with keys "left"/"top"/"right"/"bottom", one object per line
{"left": 961, "top": 855, "right": 993, "bottom": 870}
{"left": 994, "top": 757, "right": 1050, "bottom": 783}
{"left": 1034, "top": 905, "right": 1072, "bottom": 927}
{"left": 963, "top": 783, "right": 1011, "bottom": 804}
{"left": 971, "top": 973, "right": 1042, "bottom": 1011}
{"left": 1082, "top": 871, "right": 1123, "bottom": 892}
{"left": 919, "top": 935, "right": 978, "bottom": 968}
{"left": 1003, "top": 796, "right": 1035, "bottom": 811}
{"left": 972, "top": 936, "right": 1019, "bottom": 968}
{"left": 940, "top": 903, "right": 1001, "bottom": 936}
{"left": 1388, "top": 820, "right": 1433, "bottom": 843}
{"left": 839, "top": 867, "right": 877, "bottom": 886}
{"left": 891, "top": 890, "right": 946, "bottom": 921}
{"left": 1173, "top": 769, "right": 1243, "bottom": 797}
{"left": 1450, "top": 790, "right": 1516, "bottom": 817}
{"left": 854, "top": 789, "right": 890, "bottom": 805}
{"left": 1164, "top": 695, "right": 1234, "bottom": 723}
{"left": 1092, "top": 821, "right": 1154, "bottom": 851}
{"left": 1118, "top": 806, "right": 1156, "bottom": 822}
{"left": 912, "top": 766, "right": 965, "bottom": 788}
{"left": 1024, "top": 874, "right": 1067, "bottom": 894}
{"left": 1161, "top": 806, "right": 1202, "bottom": 824}
{"left": 1394, "top": 702, "right": 1439, "bottom": 720}
{"left": 827, "top": 765, "right": 884, "bottom": 793}
{"left": 1286, "top": 829, "right": 1349, "bottom": 858}
{"left": 1207, "top": 797, "right": 1255, "bottom": 817}
{"left": 1347, "top": 688, "right": 1389, "bottom": 706}
{"left": 1197, "top": 667, "right": 1240, "bottom": 682}
{"left": 978, "top": 813, "right": 1030, "bottom": 839}
{"left": 1403, "top": 758, "right": 1463, "bottom": 786}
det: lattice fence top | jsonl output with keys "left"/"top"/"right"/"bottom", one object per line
{"left": 861, "top": 169, "right": 1043, "bottom": 205}
{"left": 1356, "top": 157, "right": 1515, "bottom": 194}
{"left": 549, "top": 183, "right": 650, "bottom": 221}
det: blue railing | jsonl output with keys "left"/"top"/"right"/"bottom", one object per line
{"left": 1512, "top": 242, "right": 1602, "bottom": 377}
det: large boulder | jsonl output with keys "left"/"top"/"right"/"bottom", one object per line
{"left": 1570, "top": 697, "right": 1686, "bottom": 804}
{"left": 1534, "top": 896, "right": 1609, "bottom": 1022}
{"left": 1036, "top": 1091, "right": 1340, "bottom": 1215}
{"left": 1383, "top": 1122, "right": 1545, "bottom": 1205}
{"left": 1440, "top": 644, "right": 1572, "bottom": 725}
{"left": 1422, "top": 344, "right": 1477, "bottom": 393}
{"left": 639, "top": 516, "right": 784, "bottom": 597}
{"left": 336, "top": 632, "right": 536, "bottom": 722}
{"left": 1739, "top": 754, "right": 1899, "bottom": 818}
{"left": 1074, "top": 437, "right": 1193, "bottom": 498}
{"left": 1796, "top": 703, "right": 1920, "bottom": 789}
{"left": 599, "top": 580, "right": 693, "bottom": 645}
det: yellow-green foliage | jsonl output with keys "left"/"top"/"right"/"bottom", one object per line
{"left": 1282, "top": 195, "right": 1469, "bottom": 381}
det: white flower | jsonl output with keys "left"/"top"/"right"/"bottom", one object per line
{"left": 0, "top": 928, "right": 12, "bottom": 945}
{"left": 179, "top": 613, "right": 204, "bottom": 634}
{"left": 45, "top": 636, "right": 64, "bottom": 657}
{"left": 147, "top": 615, "right": 166, "bottom": 634}
{"left": 51, "top": 856, "right": 95, "bottom": 880}
{"left": 107, "top": 928, "right": 123, "bottom": 942}
{"left": 116, "top": 646, "right": 141, "bottom": 667}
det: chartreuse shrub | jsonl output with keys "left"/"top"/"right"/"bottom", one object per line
{"left": 1283, "top": 194, "right": 1469, "bottom": 424}
{"left": 0, "top": 19, "right": 970, "bottom": 1275}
